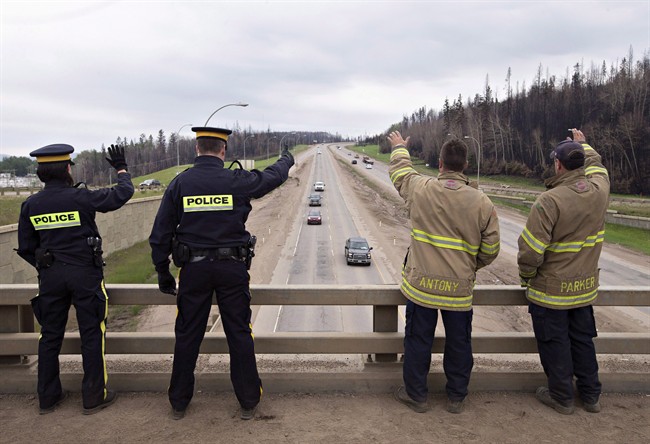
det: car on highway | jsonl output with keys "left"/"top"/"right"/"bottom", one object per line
{"left": 351, "top": 159, "right": 357, "bottom": 164}
{"left": 365, "top": 163, "right": 372, "bottom": 169}
{"left": 345, "top": 237, "right": 372, "bottom": 265}
{"left": 307, "top": 209, "right": 322, "bottom": 225}
{"left": 314, "top": 181, "right": 325, "bottom": 191}
{"left": 317, "top": 150, "right": 322, "bottom": 154}
{"left": 139, "top": 179, "right": 161, "bottom": 189}
{"left": 308, "top": 194, "right": 322, "bottom": 206}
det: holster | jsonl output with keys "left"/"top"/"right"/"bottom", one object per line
{"left": 172, "top": 237, "right": 190, "bottom": 267}
{"left": 35, "top": 248, "right": 54, "bottom": 269}
{"left": 93, "top": 249, "right": 105, "bottom": 268}
{"left": 245, "top": 235, "right": 257, "bottom": 270}
{"left": 87, "top": 237, "right": 105, "bottom": 268}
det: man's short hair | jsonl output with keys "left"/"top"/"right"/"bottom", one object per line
{"left": 440, "top": 139, "right": 468, "bottom": 172}
{"left": 197, "top": 138, "right": 226, "bottom": 155}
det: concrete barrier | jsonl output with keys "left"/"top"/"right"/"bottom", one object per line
{"left": 606, "top": 213, "right": 650, "bottom": 230}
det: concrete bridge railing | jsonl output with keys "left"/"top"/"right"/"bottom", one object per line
{"left": 0, "top": 284, "right": 648, "bottom": 393}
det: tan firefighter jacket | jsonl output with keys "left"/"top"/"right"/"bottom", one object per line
{"left": 518, "top": 143, "right": 610, "bottom": 309}
{"left": 389, "top": 145, "right": 500, "bottom": 311}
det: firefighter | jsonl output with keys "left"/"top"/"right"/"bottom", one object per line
{"left": 16, "top": 143, "right": 134, "bottom": 414}
{"left": 149, "top": 126, "right": 294, "bottom": 420}
{"left": 518, "top": 129, "right": 609, "bottom": 414}
{"left": 388, "top": 131, "right": 500, "bottom": 414}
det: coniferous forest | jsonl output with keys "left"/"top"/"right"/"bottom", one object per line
{"left": 374, "top": 49, "right": 649, "bottom": 195}
{"left": 2, "top": 49, "right": 648, "bottom": 194}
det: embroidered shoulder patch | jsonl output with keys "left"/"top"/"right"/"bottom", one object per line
{"left": 444, "top": 180, "right": 459, "bottom": 190}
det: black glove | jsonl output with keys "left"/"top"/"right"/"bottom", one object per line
{"left": 106, "top": 144, "right": 128, "bottom": 171}
{"left": 281, "top": 147, "right": 294, "bottom": 164}
{"left": 157, "top": 269, "right": 177, "bottom": 296}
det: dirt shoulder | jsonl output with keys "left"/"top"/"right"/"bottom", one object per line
{"left": 1, "top": 391, "right": 648, "bottom": 444}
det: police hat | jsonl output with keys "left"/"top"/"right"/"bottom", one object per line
{"left": 191, "top": 127, "right": 232, "bottom": 143}
{"left": 29, "top": 144, "right": 75, "bottom": 165}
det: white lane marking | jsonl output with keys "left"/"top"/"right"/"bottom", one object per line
{"left": 209, "top": 314, "right": 221, "bottom": 332}
{"left": 292, "top": 221, "right": 304, "bottom": 256}
{"left": 273, "top": 306, "right": 284, "bottom": 333}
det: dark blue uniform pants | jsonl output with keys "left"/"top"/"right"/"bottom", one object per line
{"left": 169, "top": 258, "right": 261, "bottom": 411}
{"left": 31, "top": 263, "right": 108, "bottom": 409}
{"left": 403, "top": 300, "right": 473, "bottom": 402}
{"left": 529, "top": 303, "right": 601, "bottom": 405}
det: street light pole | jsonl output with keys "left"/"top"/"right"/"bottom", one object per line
{"left": 204, "top": 102, "right": 249, "bottom": 126}
{"left": 278, "top": 132, "right": 296, "bottom": 157}
{"left": 463, "top": 136, "right": 481, "bottom": 187}
{"left": 243, "top": 134, "right": 255, "bottom": 167}
{"left": 175, "top": 123, "right": 193, "bottom": 169}
{"left": 266, "top": 136, "right": 277, "bottom": 160}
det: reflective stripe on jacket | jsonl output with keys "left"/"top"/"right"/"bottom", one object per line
{"left": 389, "top": 145, "right": 500, "bottom": 311}
{"left": 517, "top": 144, "right": 610, "bottom": 309}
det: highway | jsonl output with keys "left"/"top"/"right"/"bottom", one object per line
{"left": 255, "top": 146, "right": 390, "bottom": 334}
{"left": 253, "top": 144, "right": 649, "bottom": 333}
{"left": 332, "top": 144, "right": 650, "bottom": 287}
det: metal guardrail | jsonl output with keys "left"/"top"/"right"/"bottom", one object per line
{"left": 1, "top": 284, "right": 648, "bottom": 357}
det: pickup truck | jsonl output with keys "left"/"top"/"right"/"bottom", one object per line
{"left": 345, "top": 237, "right": 373, "bottom": 265}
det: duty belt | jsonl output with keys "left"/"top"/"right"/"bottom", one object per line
{"left": 189, "top": 247, "right": 246, "bottom": 263}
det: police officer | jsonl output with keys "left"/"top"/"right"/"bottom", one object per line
{"left": 149, "top": 126, "right": 294, "bottom": 420}
{"left": 518, "top": 129, "right": 609, "bottom": 414}
{"left": 387, "top": 131, "right": 500, "bottom": 414}
{"left": 16, "top": 143, "right": 134, "bottom": 415}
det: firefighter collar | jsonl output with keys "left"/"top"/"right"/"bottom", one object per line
{"left": 438, "top": 171, "right": 470, "bottom": 190}
{"left": 544, "top": 168, "right": 586, "bottom": 190}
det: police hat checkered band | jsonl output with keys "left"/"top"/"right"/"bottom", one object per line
{"left": 550, "top": 140, "right": 584, "bottom": 162}
{"left": 30, "top": 144, "right": 75, "bottom": 164}
{"left": 191, "top": 126, "right": 232, "bottom": 142}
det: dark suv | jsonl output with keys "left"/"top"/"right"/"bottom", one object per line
{"left": 345, "top": 237, "right": 372, "bottom": 265}
{"left": 139, "top": 179, "right": 161, "bottom": 189}
{"left": 308, "top": 194, "right": 322, "bottom": 206}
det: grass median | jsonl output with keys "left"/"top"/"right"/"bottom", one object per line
{"left": 490, "top": 197, "right": 650, "bottom": 255}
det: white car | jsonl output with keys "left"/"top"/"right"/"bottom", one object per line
{"left": 365, "top": 163, "right": 373, "bottom": 169}
{"left": 314, "top": 181, "right": 325, "bottom": 191}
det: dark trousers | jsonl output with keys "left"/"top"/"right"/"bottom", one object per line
{"left": 529, "top": 303, "right": 602, "bottom": 405}
{"left": 169, "top": 258, "right": 261, "bottom": 411}
{"left": 31, "top": 263, "right": 108, "bottom": 409}
{"left": 403, "top": 300, "right": 473, "bottom": 402}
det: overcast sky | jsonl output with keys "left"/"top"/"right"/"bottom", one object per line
{"left": 1, "top": 1, "right": 648, "bottom": 158}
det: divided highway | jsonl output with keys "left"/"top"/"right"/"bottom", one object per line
{"left": 252, "top": 144, "right": 650, "bottom": 333}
